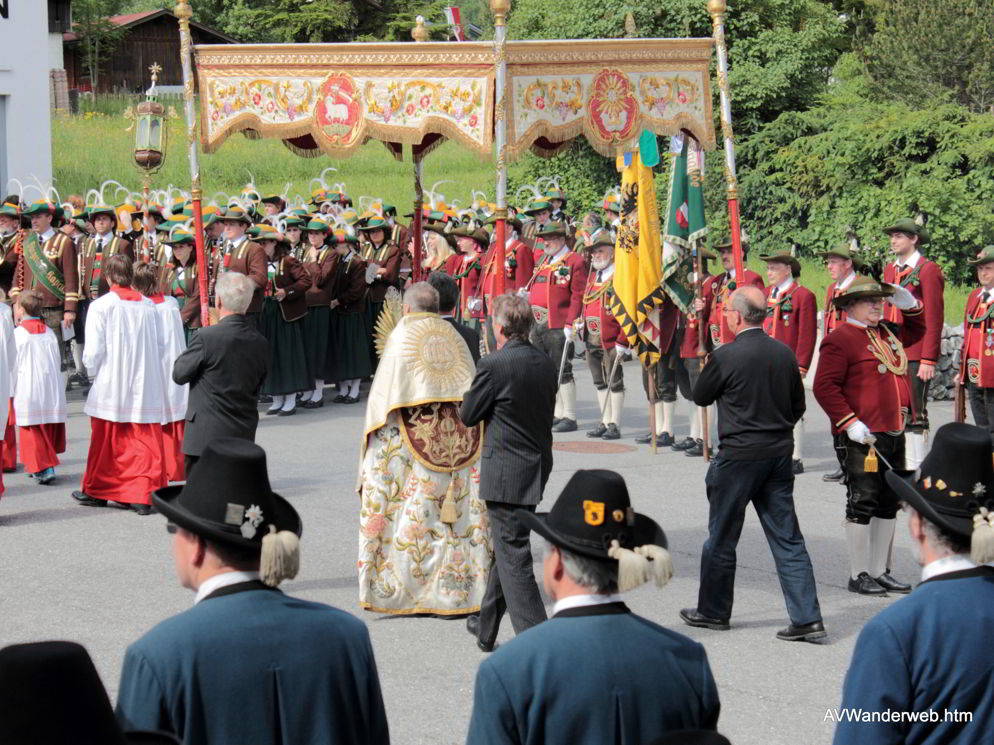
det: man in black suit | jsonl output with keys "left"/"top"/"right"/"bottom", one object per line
{"left": 173, "top": 272, "right": 268, "bottom": 475}
{"left": 429, "top": 271, "right": 480, "bottom": 364}
{"left": 460, "top": 293, "right": 557, "bottom": 650}
{"left": 682, "top": 286, "right": 825, "bottom": 642}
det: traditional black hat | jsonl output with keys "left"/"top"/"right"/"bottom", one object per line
{"left": 0, "top": 641, "right": 179, "bottom": 745}
{"left": 646, "top": 731, "right": 732, "bottom": 745}
{"left": 886, "top": 422, "right": 994, "bottom": 563}
{"left": 517, "top": 470, "right": 672, "bottom": 590}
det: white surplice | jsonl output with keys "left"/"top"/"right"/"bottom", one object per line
{"left": 83, "top": 289, "right": 167, "bottom": 423}
{"left": 13, "top": 323, "right": 66, "bottom": 425}
{"left": 0, "top": 304, "right": 15, "bottom": 407}
{"left": 149, "top": 295, "right": 188, "bottom": 424}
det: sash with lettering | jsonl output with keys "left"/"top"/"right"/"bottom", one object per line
{"left": 23, "top": 232, "right": 66, "bottom": 301}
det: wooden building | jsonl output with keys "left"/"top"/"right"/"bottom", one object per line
{"left": 63, "top": 9, "right": 237, "bottom": 93}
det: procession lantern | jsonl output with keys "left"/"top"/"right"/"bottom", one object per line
{"left": 134, "top": 63, "right": 167, "bottom": 174}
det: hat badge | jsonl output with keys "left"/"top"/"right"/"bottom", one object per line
{"left": 241, "top": 504, "right": 264, "bottom": 539}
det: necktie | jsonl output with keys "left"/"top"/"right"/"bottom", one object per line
{"left": 597, "top": 270, "right": 603, "bottom": 283}
{"left": 772, "top": 288, "right": 779, "bottom": 299}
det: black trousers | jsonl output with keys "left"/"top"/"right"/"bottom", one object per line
{"left": 586, "top": 344, "right": 624, "bottom": 392}
{"left": 675, "top": 356, "right": 702, "bottom": 402}
{"left": 697, "top": 453, "right": 821, "bottom": 625}
{"left": 477, "top": 501, "right": 547, "bottom": 645}
{"left": 642, "top": 353, "right": 677, "bottom": 403}
{"left": 531, "top": 324, "right": 573, "bottom": 384}
{"left": 184, "top": 454, "right": 199, "bottom": 478}
{"left": 834, "top": 432, "right": 904, "bottom": 523}
{"left": 907, "top": 360, "right": 930, "bottom": 431}
{"left": 968, "top": 383, "right": 994, "bottom": 447}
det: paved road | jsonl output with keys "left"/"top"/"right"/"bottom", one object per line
{"left": 0, "top": 362, "right": 953, "bottom": 745}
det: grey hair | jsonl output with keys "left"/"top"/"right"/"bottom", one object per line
{"left": 404, "top": 281, "right": 440, "bottom": 313}
{"left": 216, "top": 271, "right": 255, "bottom": 314}
{"left": 492, "top": 292, "right": 533, "bottom": 341}
{"left": 730, "top": 287, "right": 766, "bottom": 325}
{"left": 541, "top": 537, "right": 618, "bottom": 594}
{"left": 905, "top": 505, "right": 970, "bottom": 556}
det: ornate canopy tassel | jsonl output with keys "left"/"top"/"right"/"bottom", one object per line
{"left": 608, "top": 539, "right": 650, "bottom": 592}
{"left": 440, "top": 474, "right": 460, "bottom": 525}
{"left": 635, "top": 544, "right": 673, "bottom": 587}
{"left": 260, "top": 524, "right": 300, "bottom": 587}
{"left": 971, "top": 506, "right": 994, "bottom": 564}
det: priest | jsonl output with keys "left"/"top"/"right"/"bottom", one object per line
{"left": 357, "top": 281, "right": 492, "bottom": 616}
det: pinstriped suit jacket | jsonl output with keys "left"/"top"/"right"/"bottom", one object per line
{"left": 460, "top": 339, "right": 557, "bottom": 506}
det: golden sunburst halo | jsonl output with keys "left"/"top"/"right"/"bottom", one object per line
{"left": 402, "top": 318, "right": 472, "bottom": 390}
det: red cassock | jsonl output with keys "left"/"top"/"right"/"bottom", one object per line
{"left": 18, "top": 423, "right": 66, "bottom": 473}
{"left": 704, "top": 270, "right": 765, "bottom": 346}
{"left": 582, "top": 270, "right": 626, "bottom": 349}
{"left": 3, "top": 400, "right": 15, "bottom": 471}
{"left": 822, "top": 275, "right": 864, "bottom": 336}
{"left": 480, "top": 239, "right": 535, "bottom": 298}
{"left": 763, "top": 283, "right": 818, "bottom": 374}
{"left": 527, "top": 251, "right": 586, "bottom": 329}
{"left": 882, "top": 256, "right": 944, "bottom": 365}
{"left": 960, "top": 287, "right": 994, "bottom": 387}
{"left": 813, "top": 308, "right": 926, "bottom": 434}
{"left": 82, "top": 419, "right": 167, "bottom": 504}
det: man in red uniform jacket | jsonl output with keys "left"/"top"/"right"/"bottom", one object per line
{"left": 813, "top": 277, "right": 925, "bottom": 596}
{"left": 701, "top": 238, "right": 765, "bottom": 348}
{"left": 581, "top": 233, "right": 629, "bottom": 440}
{"left": 958, "top": 246, "right": 994, "bottom": 445}
{"left": 761, "top": 251, "right": 817, "bottom": 475}
{"left": 673, "top": 249, "right": 715, "bottom": 456}
{"left": 479, "top": 216, "right": 534, "bottom": 354}
{"left": 881, "top": 218, "right": 945, "bottom": 469}
{"left": 526, "top": 221, "right": 585, "bottom": 432}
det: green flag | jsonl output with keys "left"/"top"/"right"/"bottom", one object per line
{"left": 661, "top": 135, "right": 707, "bottom": 313}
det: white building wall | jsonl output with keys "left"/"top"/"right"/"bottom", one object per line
{"left": 0, "top": 3, "right": 54, "bottom": 194}
{"left": 49, "top": 32, "right": 65, "bottom": 69}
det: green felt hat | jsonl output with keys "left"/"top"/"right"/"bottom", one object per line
{"left": 87, "top": 204, "right": 117, "bottom": 221}
{"left": 221, "top": 206, "right": 253, "bottom": 225}
{"left": 22, "top": 200, "right": 57, "bottom": 217}
{"left": 882, "top": 218, "right": 930, "bottom": 245}
{"left": 832, "top": 276, "right": 895, "bottom": 305}
{"left": 536, "top": 220, "right": 568, "bottom": 237}
{"left": 759, "top": 251, "right": 802, "bottom": 278}
{"left": 165, "top": 227, "right": 196, "bottom": 245}
{"left": 522, "top": 198, "right": 553, "bottom": 216}
{"left": 968, "top": 246, "right": 994, "bottom": 266}
{"left": 0, "top": 202, "right": 19, "bottom": 219}
{"left": 261, "top": 194, "right": 285, "bottom": 206}
{"left": 330, "top": 229, "right": 359, "bottom": 246}
{"left": 817, "top": 243, "right": 862, "bottom": 265}
{"left": 356, "top": 213, "right": 389, "bottom": 231}
{"left": 483, "top": 213, "right": 523, "bottom": 233}
{"left": 283, "top": 215, "right": 306, "bottom": 229}
{"left": 303, "top": 219, "right": 330, "bottom": 233}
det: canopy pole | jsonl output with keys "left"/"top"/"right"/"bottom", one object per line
{"left": 491, "top": 0, "right": 510, "bottom": 297}
{"left": 708, "top": 0, "right": 744, "bottom": 282}
{"left": 175, "top": 0, "right": 209, "bottom": 327}
{"left": 412, "top": 153, "right": 423, "bottom": 283}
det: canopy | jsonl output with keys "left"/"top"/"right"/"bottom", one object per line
{"left": 195, "top": 38, "right": 716, "bottom": 160}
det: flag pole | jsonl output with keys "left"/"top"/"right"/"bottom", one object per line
{"left": 491, "top": 0, "right": 510, "bottom": 297}
{"left": 708, "top": 0, "right": 745, "bottom": 282}
{"left": 175, "top": 0, "right": 210, "bottom": 327}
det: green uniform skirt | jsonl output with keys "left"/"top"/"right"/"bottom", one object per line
{"left": 260, "top": 297, "right": 312, "bottom": 395}
{"left": 303, "top": 305, "right": 331, "bottom": 381}
{"left": 327, "top": 310, "right": 373, "bottom": 382}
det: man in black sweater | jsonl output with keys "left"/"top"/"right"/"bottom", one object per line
{"left": 681, "top": 286, "right": 825, "bottom": 642}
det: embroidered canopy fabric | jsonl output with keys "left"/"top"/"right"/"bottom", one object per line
{"left": 195, "top": 38, "right": 715, "bottom": 160}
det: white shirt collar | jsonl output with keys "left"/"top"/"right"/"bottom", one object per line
{"left": 96, "top": 231, "right": 112, "bottom": 243}
{"left": 194, "top": 570, "right": 261, "bottom": 604}
{"left": 39, "top": 228, "right": 55, "bottom": 242}
{"left": 505, "top": 235, "right": 517, "bottom": 249}
{"left": 838, "top": 271, "right": 857, "bottom": 290}
{"left": 596, "top": 263, "right": 615, "bottom": 281}
{"left": 921, "top": 554, "right": 978, "bottom": 582}
{"left": 774, "top": 277, "right": 794, "bottom": 295}
{"left": 230, "top": 234, "right": 247, "bottom": 248}
{"left": 725, "top": 268, "right": 736, "bottom": 280}
{"left": 845, "top": 317, "right": 868, "bottom": 329}
{"left": 547, "top": 246, "right": 569, "bottom": 263}
{"left": 895, "top": 250, "right": 921, "bottom": 269}
{"left": 552, "top": 592, "right": 623, "bottom": 616}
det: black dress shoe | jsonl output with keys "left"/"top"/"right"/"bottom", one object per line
{"left": 874, "top": 572, "right": 912, "bottom": 594}
{"left": 848, "top": 572, "right": 888, "bottom": 595}
{"left": 552, "top": 417, "right": 562, "bottom": 427}
{"left": 792, "top": 459, "right": 804, "bottom": 475}
{"left": 672, "top": 436, "right": 696, "bottom": 451}
{"left": 601, "top": 423, "right": 621, "bottom": 440}
{"left": 822, "top": 467, "right": 844, "bottom": 483}
{"left": 679, "top": 608, "right": 730, "bottom": 631}
{"left": 345, "top": 395, "right": 360, "bottom": 404}
{"left": 71, "top": 490, "right": 104, "bottom": 507}
{"left": 278, "top": 407, "right": 297, "bottom": 416}
{"left": 552, "top": 418, "right": 577, "bottom": 433}
{"left": 776, "top": 620, "right": 827, "bottom": 642}
{"left": 265, "top": 408, "right": 281, "bottom": 416}
{"left": 258, "top": 394, "right": 273, "bottom": 404}
{"left": 333, "top": 394, "right": 348, "bottom": 403}
{"left": 465, "top": 615, "right": 496, "bottom": 652}
{"left": 303, "top": 399, "right": 324, "bottom": 409}
{"left": 684, "top": 439, "right": 704, "bottom": 457}
{"left": 586, "top": 423, "right": 608, "bottom": 438}
{"left": 131, "top": 503, "right": 154, "bottom": 516}
{"left": 634, "top": 432, "right": 673, "bottom": 446}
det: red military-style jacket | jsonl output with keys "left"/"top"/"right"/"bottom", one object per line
{"left": 823, "top": 273, "right": 863, "bottom": 336}
{"left": 961, "top": 287, "right": 994, "bottom": 388}
{"left": 704, "top": 269, "right": 765, "bottom": 347}
{"left": 581, "top": 266, "right": 626, "bottom": 350}
{"left": 527, "top": 247, "right": 586, "bottom": 330}
{"left": 813, "top": 307, "right": 926, "bottom": 435}
{"left": 480, "top": 238, "right": 535, "bottom": 298}
{"left": 223, "top": 237, "right": 268, "bottom": 313}
{"left": 882, "top": 254, "right": 944, "bottom": 364}
{"left": 680, "top": 273, "right": 713, "bottom": 360}
{"left": 455, "top": 249, "right": 483, "bottom": 320}
{"left": 763, "top": 282, "right": 818, "bottom": 374}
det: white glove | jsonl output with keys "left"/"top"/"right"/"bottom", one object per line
{"left": 885, "top": 283, "right": 918, "bottom": 311}
{"left": 564, "top": 325, "right": 575, "bottom": 342}
{"left": 516, "top": 287, "right": 529, "bottom": 298}
{"left": 615, "top": 344, "right": 631, "bottom": 360}
{"left": 467, "top": 297, "right": 483, "bottom": 312}
{"left": 845, "top": 420, "right": 875, "bottom": 445}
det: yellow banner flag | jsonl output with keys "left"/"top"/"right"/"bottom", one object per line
{"left": 609, "top": 151, "right": 664, "bottom": 366}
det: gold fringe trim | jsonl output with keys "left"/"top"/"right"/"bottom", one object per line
{"left": 359, "top": 602, "right": 481, "bottom": 617}
{"left": 281, "top": 138, "right": 324, "bottom": 158}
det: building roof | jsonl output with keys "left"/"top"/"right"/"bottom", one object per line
{"left": 64, "top": 9, "right": 239, "bottom": 44}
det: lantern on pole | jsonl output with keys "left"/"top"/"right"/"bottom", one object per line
{"left": 134, "top": 63, "right": 166, "bottom": 173}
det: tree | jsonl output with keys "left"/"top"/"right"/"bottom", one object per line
{"left": 73, "top": 0, "right": 129, "bottom": 90}
{"left": 863, "top": 0, "right": 994, "bottom": 114}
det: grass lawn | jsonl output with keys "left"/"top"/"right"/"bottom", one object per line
{"left": 52, "top": 106, "right": 970, "bottom": 324}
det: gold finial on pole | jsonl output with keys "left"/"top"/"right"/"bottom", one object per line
{"left": 412, "top": 15, "right": 430, "bottom": 42}
{"left": 624, "top": 11, "right": 637, "bottom": 37}
{"left": 490, "top": 0, "right": 510, "bottom": 25}
{"left": 490, "top": 0, "right": 511, "bottom": 295}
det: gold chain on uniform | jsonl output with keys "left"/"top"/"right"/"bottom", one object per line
{"left": 582, "top": 270, "right": 613, "bottom": 305}
{"left": 867, "top": 325, "right": 908, "bottom": 375}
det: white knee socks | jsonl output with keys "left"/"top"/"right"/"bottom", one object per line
{"left": 846, "top": 522, "right": 871, "bottom": 580}
{"left": 608, "top": 391, "right": 624, "bottom": 427}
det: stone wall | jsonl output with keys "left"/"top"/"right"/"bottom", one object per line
{"left": 929, "top": 324, "right": 964, "bottom": 401}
